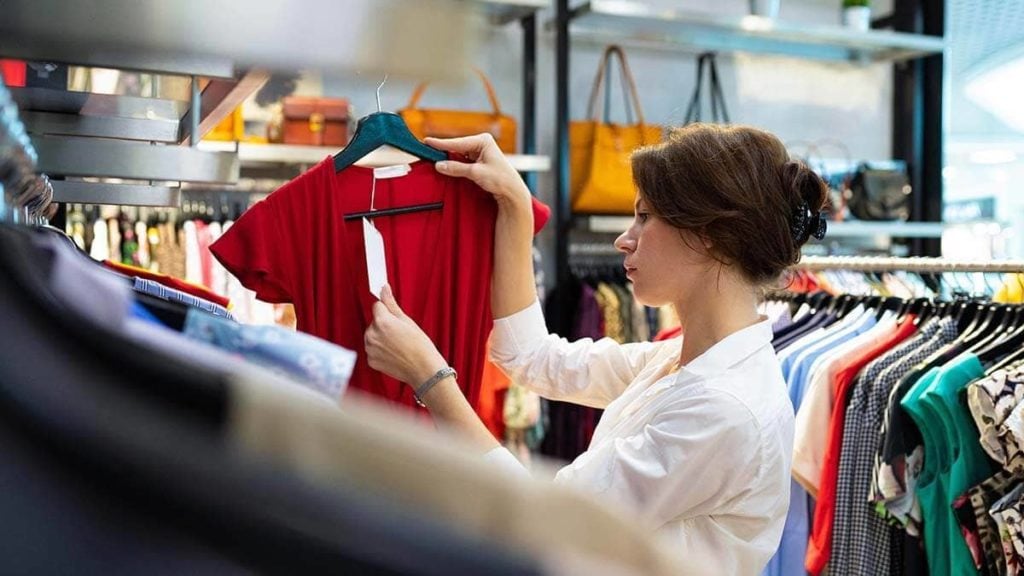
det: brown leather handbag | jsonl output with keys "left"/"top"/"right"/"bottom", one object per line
{"left": 400, "top": 69, "right": 517, "bottom": 153}
{"left": 281, "top": 96, "right": 351, "bottom": 147}
{"left": 570, "top": 46, "right": 662, "bottom": 215}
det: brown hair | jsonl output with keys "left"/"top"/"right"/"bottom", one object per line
{"left": 631, "top": 123, "right": 829, "bottom": 286}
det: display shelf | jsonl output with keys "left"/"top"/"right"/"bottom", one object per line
{"left": 477, "top": 0, "right": 550, "bottom": 25}
{"left": 51, "top": 181, "right": 182, "bottom": 207}
{"left": 13, "top": 73, "right": 267, "bottom": 147}
{"left": 197, "top": 141, "right": 552, "bottom": 173}
{"left": 821, "top": 221, "right": 946, "bottom": 239}
{"left": 34, "top": 136, "right": 239, "bottom": 183}
{"left": 560, "top": 0, "right": 945, "bottom": 62}
{"left": 0, "top": 0, "right": 544, "bottom": 79}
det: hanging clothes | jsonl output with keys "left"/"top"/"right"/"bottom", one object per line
{"left": 0, "top": 223, "right": 607, "bottom": 576}
{"left": 212, "top": 157, "right": 550, "bottom": 412}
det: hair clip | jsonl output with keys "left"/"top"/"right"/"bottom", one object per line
{"left": 810, "top": 211, "right": 827, "bottom": 240}
{"left": 790, "top": 201, "right": 827, "bottom": 243}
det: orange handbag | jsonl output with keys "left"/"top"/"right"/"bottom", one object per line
{"left": 570, "top": 46, "right": 662, "bottom": 215}
{"left": 400, "top": 69, "right": 517, "bottom": 153}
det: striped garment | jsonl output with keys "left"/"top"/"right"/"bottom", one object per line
{"left": 133, "top": 277, "right": 234, "bottom": 320}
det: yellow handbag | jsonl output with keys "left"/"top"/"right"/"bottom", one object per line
{"left": 571, "top": 46, "right": 662, "bottom": 215}
{"left": 400, "top": 69, "right": 517, "bottom": 153}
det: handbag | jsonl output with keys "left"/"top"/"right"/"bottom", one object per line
{"left": 279, "top": 96, "right": 352, "bottom": 147}
{"left": 847, "top": 163, "right": 912, "bottom": 221}
{"left": 570, "top": 45, "right": 662, "bottom": 215}
{"left": 684, "top": 52, "right": 730, "bottom": 124}
{"left": 400, "top": 69, "right": 517, "bottom": 153}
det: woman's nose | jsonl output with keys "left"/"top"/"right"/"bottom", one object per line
{"left": 614, "top": 229, "right": 635, "bottom": 254}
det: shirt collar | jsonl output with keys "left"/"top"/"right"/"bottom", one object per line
{"left": 678, "top": 316, "right": 774, "bottom": 380}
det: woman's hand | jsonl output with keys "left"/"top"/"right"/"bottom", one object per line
{"left": 364, "top": 284, "right": 501, "bottom": 453}
{"left": 429, "top": 133, "right": 537, "bottom": 319}
{"left": 427, "top": 134, "right": 532, "bottom": 211}
{"left": 364, "top": 285, "right": 447, "bottom": 388}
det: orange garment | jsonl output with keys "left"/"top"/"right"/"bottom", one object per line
{"left": 478, "top": 341, "right": 512, "bottom": 440}
{"left": 103, "top": 259, "right": 231, "bottom": 308}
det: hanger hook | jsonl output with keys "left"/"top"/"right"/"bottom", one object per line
{"left": 376, "top": 74, "right": 389, "bottom": 113}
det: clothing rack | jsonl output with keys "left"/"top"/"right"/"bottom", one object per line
{"left": 0, "top": 80, "right": 53, "bottom": 224}
{"left": 793, "top": 256, "right": 1024, "bottom": 274}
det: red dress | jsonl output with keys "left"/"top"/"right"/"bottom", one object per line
{"left": 805, "top": 315, "right": 918, "bottom": 574}
{"left": 212, "top": 156, "right": 550, "bottom": 411}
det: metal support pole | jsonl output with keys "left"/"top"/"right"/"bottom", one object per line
{"left": 521, "top": 13, "right": 538, "bottom": 194}
{"left": 190, "top": 75, "right": 201, "bottom": 147}
{"left": 892, "top": 0, "right": 944, "bottom": 257}
{"left": 555, "top": 0, "right": 571, "bottom": 328}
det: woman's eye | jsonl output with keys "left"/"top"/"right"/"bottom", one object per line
{"left": 636, "top": 213, "right": 649, "bottom": 223}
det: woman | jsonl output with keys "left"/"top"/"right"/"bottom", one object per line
{"left": 364, "top": 123, "right": 829, "bottom": 574}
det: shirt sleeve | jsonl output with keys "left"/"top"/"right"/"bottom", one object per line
{"left": 489, "top": 300, "right": 668, "bottom": 408}
{"left": 554, "top": 391, "right": 764, "bottom": 528}
{"left": 482, "top": 447, "right": 531, "bottom": 480}
{"left": 210, "top": 195, "right": 294, "bottom": 303}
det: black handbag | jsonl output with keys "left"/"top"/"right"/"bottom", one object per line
{"left": 684, "top": 52, "right": 730, "bottom": 124}
{"left": 846, "top": 163, "right": 912, "bottom": 221}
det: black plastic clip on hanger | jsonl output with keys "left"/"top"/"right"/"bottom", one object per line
{"left": 336, "top": 75, "right": 447, "bottom": 222}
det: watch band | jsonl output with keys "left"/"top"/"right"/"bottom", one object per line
{"left": 414, "top": 366, "right": 457, "bottom": 407}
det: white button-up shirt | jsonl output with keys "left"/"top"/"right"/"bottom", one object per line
{"left": 488, "top": 300, "right": 794, "bottom": 575}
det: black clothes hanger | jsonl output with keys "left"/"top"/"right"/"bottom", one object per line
{"left": 977, "top": 306, "right": 1024, "bottom": 369}
{"left": 988, "top": 343, "right": 1024, "bottom": 375}
{"left": 876, "top": 296, "right": 904, "bottom": 320}
{"left": 958, "top": 302, "right": 1006, "bottom": 351}
{"left": 973, "top": 305, "right": 1023, "bottom": 359}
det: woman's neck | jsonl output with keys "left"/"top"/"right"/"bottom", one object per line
{"left": 675, "top": 280, "right": 761, "bottom": 367}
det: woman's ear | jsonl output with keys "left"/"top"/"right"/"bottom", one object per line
{"left": 698, "top": 231, "right": 714, "bottom": 253}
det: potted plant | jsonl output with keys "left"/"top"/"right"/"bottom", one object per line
{"left": 749, "top": 0, "right": 780, "bottom": 19}
{"left": 842, "top": 0, "right": 871, "bottom": 31}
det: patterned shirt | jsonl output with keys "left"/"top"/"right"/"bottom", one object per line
{"left": 182, "top": 309, "right": 356, "bottom": 400}
{"left": 969, "top": 365, "right": 1024, "bottom": 468}
{"left": 829, "top": 317, "right": 958, "bottom": 576}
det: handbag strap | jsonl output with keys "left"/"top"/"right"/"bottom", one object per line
{"left": 406, "top": 68, "right": 504, "bottom": 115}
{"left": 683, "top": 53, "right": 709, "bottom": 124}
{"left": 684, "top": 53, "right": 730, "bottom": 124}
{"left": 707, "top": 54, "right": 731, "bottom": 124}
{"left": 586, "top": 45, "right": 646, "bottom": 125}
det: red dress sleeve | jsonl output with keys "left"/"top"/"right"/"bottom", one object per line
{"left": 530, "top": 197, "right": 551, "bottom": 236}
{"left": 210, "top": 194, "right": 293, "bottom": 303}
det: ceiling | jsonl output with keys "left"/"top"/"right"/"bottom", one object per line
{"left": 948, "top": 0, "right": 1024, "bottom": 75}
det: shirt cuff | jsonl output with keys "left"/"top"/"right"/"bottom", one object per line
{"left": 491, "top": 299, "right": 548, "bottom": 359}
{"left": 483, "top": 447, "right": 531, "bottom": 480}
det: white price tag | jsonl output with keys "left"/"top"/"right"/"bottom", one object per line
{"left": 373, "top": 164, "right": 412, "bottom": 180}
{"left": 363, "top": 217, "right": 388, "bottom": 299}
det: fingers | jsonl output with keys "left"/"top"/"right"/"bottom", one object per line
{"left": 435, "top": 160, "right": 476, "bottom": 179}
{"left": 424, "top": 134, "right": 488, "bottom": 154}
{"left": 380, "top": 284, "right": 404, "bottom": 317}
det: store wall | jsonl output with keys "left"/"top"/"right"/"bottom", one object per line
{"left": 323, "top": 0, "right": 895, "bottom": 283}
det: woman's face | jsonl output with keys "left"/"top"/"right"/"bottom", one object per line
{"left": 614, "top": 195, "right": 711, "bottom": 308}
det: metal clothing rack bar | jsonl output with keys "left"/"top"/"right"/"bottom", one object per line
{"left": 793, "top": 256, "right": 1024, "bottom": 274}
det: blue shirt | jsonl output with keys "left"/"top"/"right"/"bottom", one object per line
{"left": 762, "top": 309, "right": 878, "bottom": 576}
